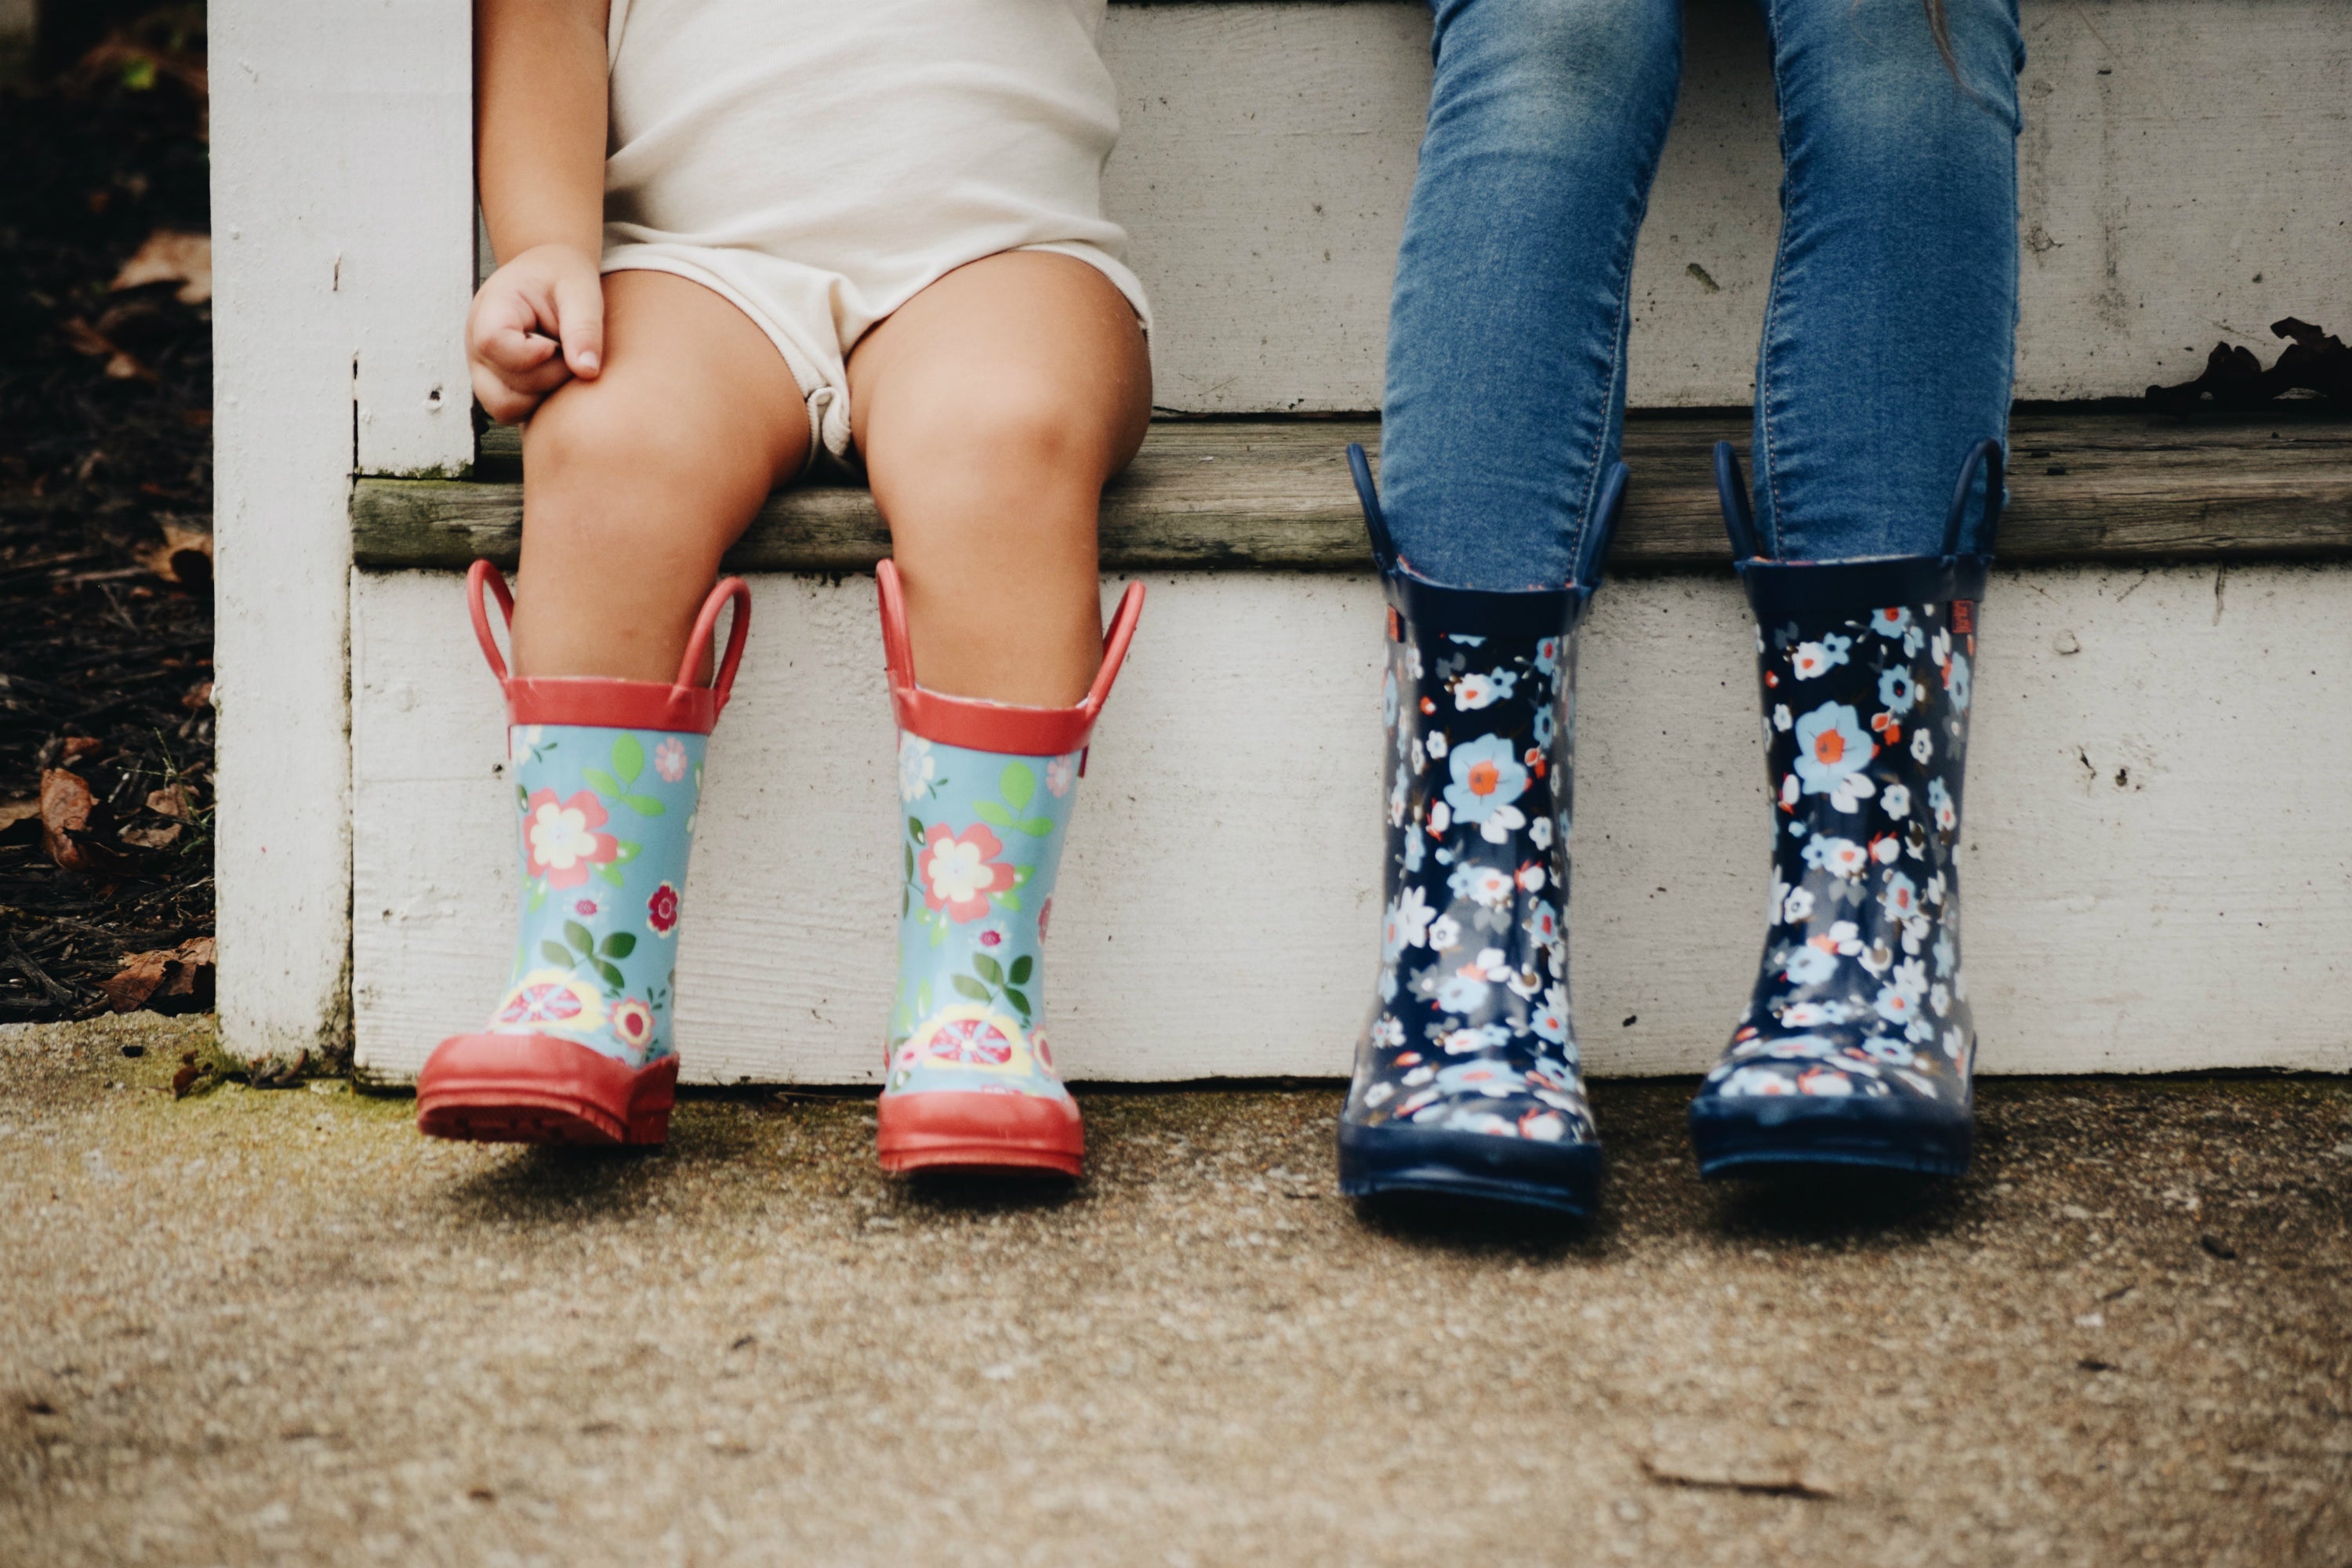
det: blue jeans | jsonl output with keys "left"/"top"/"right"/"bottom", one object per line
{"left": 1380, "top": 0, "right": 2025, "bottom": 587}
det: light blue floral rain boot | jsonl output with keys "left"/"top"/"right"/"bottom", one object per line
{"left": 1336, "top": 445, "right": 1627, "bottom": 1215}
{"left": 416, "top": 562, "right": 748, "bottom": 1145}
{"left": 873, "top": 560, "right": 1144, "bottom": 1176}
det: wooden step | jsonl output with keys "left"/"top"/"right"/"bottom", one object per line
{"left": 352, "top": 410, "right": 2352, "bottom": 574}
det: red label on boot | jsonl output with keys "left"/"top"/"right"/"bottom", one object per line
{"left": 1951, "top": 601, "right": 1976, "bottom": 634}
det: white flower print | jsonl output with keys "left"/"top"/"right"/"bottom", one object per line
{"left": 1780, "top": 774, "right": 1802, "bottom": 811}
{"left": 1515, "top": 862, "right": 1547, "bottom": 893}
{"left": 1452, "top": 669, "right": 1517, "bottom": 710}
{"left": 1801, "top": 836, "right": 1868, "bottom": 878}
{"left": 1825, "top": 921, "right": 1864, "bottom": 956}
{"left": 1788, "top": 633, "right": 1853, "bottom": 680}
{"left": 1930, "top": 629, "right": 1951, "bottom": 666}
{"left": 1529, "top": 815, "right": 1552, "bottom": 850}
{"left": 1410, "top": 737, "right": 1427, "bottom": 775}
{"left": 653, "top": 736, "right": 689, "bottom": 783}
{"left": 1873, "top": 985, "right": 1923, "bottom": 1026}
{"left": 1858, "top": 941, "right": 1895, "bottom": 978}
{"left": 1925, "top": 871, "right": 1946, "bottom": 906}
{"left": 1374, "top": 1014, "right": 1406, "bottom": 1048}
{"left": 1933, "top": 927, "right": 1957, "bottom": 976}
{"left": 1427, "top": 915, "right": 1464, "bottom": 953}
{"left": 1798, "top": 1067, "right": 1856, "bottom": 1096}
{"left": 1363, "top": 1081, "right": 1396, "bottom": 1108}
{"left": 1426, "top": 730, "right": 1449, "bottom": 760}
{"left": 1402, "top": 1064, "right": 1437, "bottom": 1087}
{"left": 1929, "top": 981, "right": 1951, "bottom": 1017}
{"left": 1892, "top": 958, "right": 1929, "bottom": 999}
{"left": 1382, "top": 886, "right": 1436, "bottom": 959}
{"left": 1045, "top": 752, "right": 1078, "bottom": 797}
{"left": 1871, "top": 834, "right": 1901, "bottom": 865}
{"left": 1428, "top": 800, "right": 1452, "bottom": 834}
{"left": 1882, "top": 871, "right": 1921, "bottom": 921}
{"left": 1388, "top": 773, "right": 1408, "bottom": 828}
{"left": 1782, "top": 886, "right": 1816, "bottom": 924}
{"left": 1722, "top": 1065, "right": 1798, "bottom": 1097}
{"left": 1943, "top": 1025, "right": 1965, "bottom": 1060}
{"left": 1478, "top": 802, "right": 1527, "bottom": 845}
{"left": 1871, "top": 607, "right": 1912, "bottom": 638}
{"left": 1773, "top": 703, "right": 1793, "bottom": 731}
{"left": 1881, "top": 782, "right": 1911, "bottom": 818}
{"left": 1911, "top": 728, "right": 1935, "bottom": 764}
{"left": 1829, "top": 771, "right": 1877, "bottom": 814}
{"left": 1451, "top": 864, "right": 1515, "bottom": 912}
{"left": 897, "top": 735, "right": 936, "bottom": 802}
{"left": 1776, "top": 999, "right": 1852, "bottom": 1027}
{"left": 1928, "top": 778, "right": 1956, "bottom": 833}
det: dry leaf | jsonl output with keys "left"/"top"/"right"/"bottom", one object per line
{"left": 110, "top": 230, "right": 212, "bottom": 305}
{"left": 60, "top": 318, "right": 154, "bottom": 382}
{"left": 131, "top": 520, "right": 213, "bottom": 587}
{"left": 119, "top": 821, "right": 183, "bottom": 849}
{"left": 182, "top": 681, "right": 214, "bottom": 713}
{"left": 39, "top": 768, "right": 100, "bottom": 871}
{"left": 145, "top": 785, "right": 191, "bottom": 820}
{"left": 102, "top": 937, "right": 216, "bottom": 1015}
{"left": 0, "top": 797, "right": 39, "bottom": 839}
{"left": 60, "top": 736, "right": 103, "bottom": 766}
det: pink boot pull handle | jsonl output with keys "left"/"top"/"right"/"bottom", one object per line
{"left": 467, "top": 560, "right": 753, "bottom": 725}
{"left": 876, "top": 558, "right": 1145, "bottom": 757}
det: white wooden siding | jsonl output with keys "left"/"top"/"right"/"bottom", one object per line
{"left": 212, "top": 0, "right": 474, "bottom": 1065}
{"left": 1103, "top": 0, "right": 2352, "bottom": 412}
{"left": 351, "top": 564, "right": 2352, "bottom": 1084}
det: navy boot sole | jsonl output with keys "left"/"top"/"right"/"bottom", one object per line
{"left": 1338, "top": 1123, "right": 1603, "bottom": 1216}
{"left": 1688, "top": 1094, "right": 1972, "bottom": 1179}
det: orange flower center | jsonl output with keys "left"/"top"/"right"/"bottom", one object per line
{"left": 1468, "top": 761, "right": 1500, "bottom": 797}
{"left": 1815, "top": 731, "right": 1845, "bottom": 764}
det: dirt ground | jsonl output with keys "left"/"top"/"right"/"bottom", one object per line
{"left": 3, "top": 1014, "right": 2346, "bottom": 1567}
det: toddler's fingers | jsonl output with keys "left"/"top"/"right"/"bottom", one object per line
{"left": 477, "top": 324, "right": 563, "bottom": 377}
{"left": 552, "top": 268, "right": 605, "bottom": 379}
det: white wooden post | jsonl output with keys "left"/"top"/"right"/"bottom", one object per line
{"left": 210, "top": 0, "right": 474, "bottom": 1065}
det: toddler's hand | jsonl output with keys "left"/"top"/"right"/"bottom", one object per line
{"left": 466, "top": 243, "right": 605, "bottom": 423}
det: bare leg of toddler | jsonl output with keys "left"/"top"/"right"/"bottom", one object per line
{"left": 850, "top": 249, "right": 1151, "bottom": 706}
{"left": 510, "top": 252, "right": 1149, "bottom": 705}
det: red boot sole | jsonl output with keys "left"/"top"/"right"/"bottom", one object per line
{"left": 416, "top": 1033, "right": 677, "bottom": 1146}
{"left": 877, "top": 1091, "right": 1083, "bottom": 1177}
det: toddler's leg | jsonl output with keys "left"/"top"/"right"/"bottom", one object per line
{"left": 848, "top": 251, "right": 1150, "bottom": 706}
{"left": 513, "top": 270, "right": 811, "bottom": 679}
{"left": 848, "top": 250, "right": 1150, "bottom": 1176}
{"left": 415, "top": 272, "right": 807, "bottom": 1146}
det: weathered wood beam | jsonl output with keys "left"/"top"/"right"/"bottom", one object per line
{"left": 351, "top": 410, "right": 2352, "bottom": 574}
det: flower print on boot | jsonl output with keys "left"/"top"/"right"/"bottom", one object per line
{"left": 873, "top": 560, "right": 1144, "bottom": 1177}
{"left": 416, "top": 564, "right": 748, "bottom": 1145}
{"left": 1690, "top": 441, "right": 2003, "bottom": 1177}
{"left": 1336, "top": 445, "right": 1626, "bottom": 1216}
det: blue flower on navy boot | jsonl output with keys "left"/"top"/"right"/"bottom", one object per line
{"left": 1335, "top": 448, "right": 1624, "bottom": 1216}
{"left": 1690, "top": 441, "right": 2002, "bottom": 1178}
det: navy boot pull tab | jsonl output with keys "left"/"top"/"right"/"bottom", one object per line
{"left": 1575, "top": 460, "right": 1632, "bottom": 590}
{"left": 1714, "top": 441, "right": 1762, "bottom": 562}
{"left": 1942, "top": 437, "right": 2007, "bottom": 559}
{"left": 1348, "top": 442, "right": 1399, "bottom": 575}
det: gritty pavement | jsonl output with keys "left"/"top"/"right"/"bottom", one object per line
{"left": 2, "top": 1015, "right": 2347, "bottom": 1567}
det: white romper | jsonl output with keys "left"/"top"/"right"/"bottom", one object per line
{"left": 601, "top": 0, "right": 1151, "bottom": 461}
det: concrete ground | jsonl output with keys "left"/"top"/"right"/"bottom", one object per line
{"left": 2, "top": 1015, "right": 2347, "bottom": 1567}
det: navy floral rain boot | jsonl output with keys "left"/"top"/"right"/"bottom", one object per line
{"left": 1335, "top": 445, "right": 1627, "bottom": 1215}
{"left": 1689, "top": 440, "right": 2003, "bottom": 1177}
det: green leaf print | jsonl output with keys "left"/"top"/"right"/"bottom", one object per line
{"left": 1000, "top": 762, "right": 1035, "bottom": 811}
{"left": 525, "top": 884, "right": 547, "bottom": 914}
{"left": 601, "top": 932, "right": 636, "bottom": 960}
{"left": 611, "top": 734, "right": 644, "bottom": 785}
{"left": 1014, "top": 816, "right": 1054, "bottom": 838}
{"left": 1004, "top": 987, "right": 1032, "bottom": 1022}
{"left": 515, "top": 784, "right": 528, "bottom": 809}
{"left": 972, "top": 798, "right": 1013, "bottom": 829}
{"left": 907, "top": 816, "right": 926, "bottom": 844}
{"left": 541, "top": 941, "right": 572, "bottom": 967}
{"left": 972, "top": 954, "right": 1002, "bottom": 985}
{"left": 564, "top": 920, "right": 595, "bottom": 956}
{"left": 916, "top": 980, "right": 933, "bottom": 1017}
{"left": 1009, "top": 956, "right": 1034, "bottom": 985}
{"left": 993, "top": 889, "right": 1022, "bottom": 913}
{"left": 951, "top": 975, "right": 989, "bottom": 1002}
{"left": 594, "top": 960, "right": 626, "bottom": 993}
{"left": 1011, "top": 866, "right": 1034, "bottom": 887}
{"left": 596, "top": 862, "right": 626, "bottom": 889}
{"left": 619, "top": 793, "right": 665, "bottom": 817}
{"left": 583, "top": 768, "right": 622, "bottom": 797}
